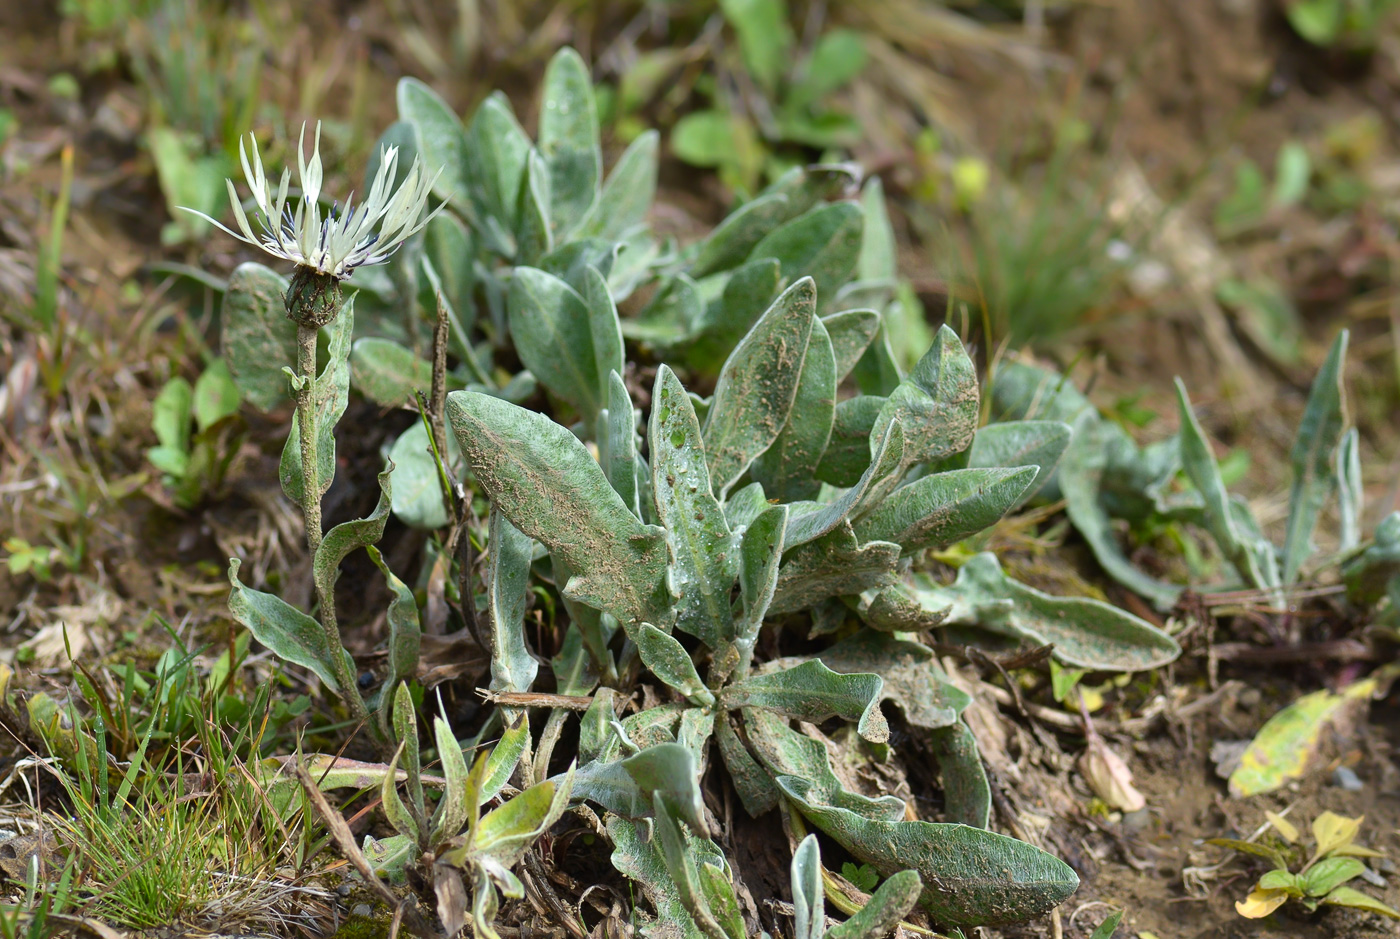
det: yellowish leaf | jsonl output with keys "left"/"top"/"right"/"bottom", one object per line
{"left": 1313, "top": 811, "right": 1362, "bottom": 859}
{"left": 1265, "top": 811, "right": 1298, "bottom": 844}
{"left": 1236, "top": 887, "right": 1289, "bottom": 918}
{"left": 1227, "top": 676, "right": 1375, "bottom": 798}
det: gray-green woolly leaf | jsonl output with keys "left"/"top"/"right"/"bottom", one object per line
{"left": 447, "top": 392, "right": 672, "bottom": 627}
{"left": 857, "top": 176, "right": 896, "bottom": 285}
{"left": 349, "top": 338, "right": 432, "bottom": 408}
{"left": 465, "top": 93, "right": 532, "bottom": 248}
{"left": 777, "top": 775, "right": 1079, "bottom": 927}
{"left": 690, "top": 192, "right": 791, "bottom": 279}
{"left": 227, "top": 558, "right": 353, "bottom": 694}
{"left": 539, "top": 238, "right": 617, "bottom": 292}
{"left": 742, "top": 708, "right": 904, "bottom": 820}
{"left": 1336, "top": 427, "right": 1362, "bottom": 552}
{"left": 650, "top": 366, "right": 739, "bottom": 647}
{"left": 1343, "top": 512, "right": 1400, "bottom": 606}
{"left": 875, "top": 325, "right": 979, "bottom": 469}
{"left": 818, "top": 629, "right": 967, "bottom": 729}
{"left": 576, "top": 130, "right": 658, "bottom": 241}
{"left": 569, "top": 742, "right": 704, "bottom": 831}
{"left": 620, "top": 704, "right": 686, "bottom": 752}
{"left": 852, "top": 466, "right": 1038, "bottom": 556}
{"left": 475, "top": 768, "right": 574, "bottom": 866}
{"left": 486, "top": 508, "right": 538, "bottom": 694}
{"left": 855, "top": 582, "right": 949, "bottom": 633}
{"left": 769, "top": 523, "right": 900, "bottom": 615}
{"left": 718, "top": 659, "right": 888, "bottom": 744}
{"left": 704, "top": 277, "right": 816, "bottom": 495}
{"left": 578, "top": 689, "right": 615, "bottom": 764}
{"left": 651, "top": 797, "right": 739, "bottom": 939}
{"left": 749, "top": 202, "right": 863, "bottom": 307}
{"left": 482, "top": 715, "right": 531, "bottom": 803}
{"left": 280, "top": 298, "right": 355, "bottom": 503}
{"left": 221, "top": 264, "right": 293, "bottom": 413}
{"left": 814, "top": 395, "right": 886, "bottom": 488}
{"left": 622, "top": 272, "right": 702, "bottom": 345}
{"left": 826, "top": 869, "right": 923, "bottom": 939}
{"left": 366, "top": 546, "right": 421, "bottom": 689}
{"left": 538, "top": 47, "right": 602, "bottom": 236}
{"left": 313, "top": 466, "right": 392, "bottom": 600}
{"left": 1059, "top": 413, "right": 1182, "bottom": 611}
{"left": 516, "top": 148, "right": 553, "bottom": 264}
{"left": 508, "top": 266, "right": 612, "bottom": 425}
{"left": 396, "top": 77, "right": 470, "bottom": 206}
{"left": 786, "top": 420, "right": 904, "bottom": 552}
{"left": 677, "top": 709, "right": 715, "bottom": 766}
{"left": 918, "top": 553, "right": 1181, "bottom": 671}
{"left": 552, "top": 624, "right": 600, "bottom": 697}
{"left": 432, "top": 715, "right": 469, "bottom": 841}
{"left": 609, "top": 818, "right": 707, "bottom": 939}
{"left": 387, "top": 420, "right": 461, "bottom": 530}
{"left": 851, "top": 323, "right": 902, "bottom": 397}
{"left": 390, "top": 682, "right": 423, "bottom": 818}
{"left": 600, "top": 371, "right": 642, "bottom": 517}
{"left": 968, "top": 421, "right": 1072, "bottom": 509}
{"left": 723, "top": 481, "right": 769, "bottom": 532}
{"left": 685, "top": 258, "right": 782, "bottom": 374}
{"left": 381, "top": 742, "right": 420, "bottom": 843}
{"left": 991, "top": 360, "right": 1096, "bottom": 427}
{"left": 1175, "top": 379, "right": 1276, "bottom": 591}
{"left": 791, "top": 835, "right": 824, "bottom": 939}
{"left": 929, "top": 723, "right": 990, "bottom": 828}
{"left": 637, "top": 624, "right": 713, "bottom": 705}
{"left": 584, "top": 266, "right": 626, "bottom": 418}
{"left": 737, "top": 504, "right": 788, "bottom": 647}
{"left": 1282, "top": 330, "right": 1349, "bottom": 583}
{"left": 715, "top": 713, "right": 779, "bottom": 817}
{"left": 550, "top": 553, "right": 619, "bottom": 679}
{"left": 822, "top": 309, "right": 881, "bottom": 381}
{"left": 750, "top": 314, "right": 835, "bottom": 502}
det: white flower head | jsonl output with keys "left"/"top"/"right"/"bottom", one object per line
{"left": 185, "top": 121, "right": 442, "bottom": 280}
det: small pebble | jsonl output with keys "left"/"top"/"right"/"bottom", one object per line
{"left": 337, "top": 883, "right": 353, "bottom": 897}
{"left": 1122, "top": 808, "right": 1152, "bottom": 832}
{"left": 1358, "top": 865, "right": 1387, "bottom": 888}
{"left": 352, "top": 903, "right": 373, "bottom": 918}
{"left": 1332, "top": 766, "right": 1363, "bottom": 791}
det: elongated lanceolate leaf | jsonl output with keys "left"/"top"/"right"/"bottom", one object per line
{"left": 486, "top": 508, "right": 538, "bottom": 694}
{"left": 686, "top": 258, "right": 782, "bottom": 375}
{"left": 749, "top": 202, "right": 864, "bottom": 306}
{"left": 637, "top": 624, "right": 712, "bottom": 705}
{"left": 822, "top": 308, "right": 881, "bottom": 381}
{"left": 689, "top": 192, "right": 791, "bottom": 279}
{"left": 769, "top": 523, "right": 900, "bottom": 615}
{"left": 732, "top": 504, "right": 787, "bottom": 678}
{"left": 600, "top": 370, "right": 642, "bottom": 517}
{"left": 474, "top": 769, "right": 574, "bottom": 867}
{"left": 715, "top": 713, "right": 779, "bottom": 817}
{"left": 651, "top": 366, "right": 739, "bottom": 647}
{"left": 929, "top": 722, "right": 990, "bottom": 828}
{"left": 703, "top": 277, "right": 816, "bottom": 495}
{"left": 1282, "top": 330, "right": 1349, "bottom": 583}
{"left": 366, "top": 546, "right": 421, "bottom": 690}
{"left": 750, "top": 314, "right": 836, "bottom": 502}
{"left": 916, "top": 553, "right": 1180, "bottom": 671}
{"left": 447, "top": 391, "right": 672, "bottom": 627}
{"left": 397, "top": 78, "right": 470, "bottom": 206}
{"left": 538, "top": 47, "right": 602, "bottom": 236}
{"left": 815, "top": 395, "right": 886, "bottom": 487}
{"left": 221, "top": 263, "right": 293, "bottom": 412}
{"left": 508, "top": 267, "right": 614, "bottom": 426}
{"left": 827, "top": 870, "right": 924, "bottom": 939}
{"left": 570, "top": 742, "right": 705, "bottom": 832}
{"left": 875, "top": 325, "right": 979, "bottom": 469}
{"left": 777, "top": 775, "right": 1079, "bottom": 927}
{"left": 465, "top": 93, "right": 532, "bottom": 249}
{"left": 792, "top": 835, "right": 823, "bottom": 939}
{"left": 785, "top": 419, "right": 903, "bottom": 551}
{"left": 576, "top": 130, "right": 658, "bottom": 241}
{"left": 227, "top": 558, "right": 353, "bottom": 694}
{"left": 718, "top": 659, "right": 888, "bottom": 743}
{"left": 609, "top": 817, "right": 708, "bottom": 939}
{"left": 517, "top": 148, "right": 553, "bottom": 264}
{"left": 968, "top": 421, "right": 1072, "bottom": 508}
{"left": 853, "top": 466, "right": 1038, "bottom": 555}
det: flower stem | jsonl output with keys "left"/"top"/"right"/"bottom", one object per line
{"left": 294, "top": 320, "right": 367, "bottom": 727}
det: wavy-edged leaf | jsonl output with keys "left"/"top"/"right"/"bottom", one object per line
{"left": 280, "top": 297, "right": 355, "bottom": 503}
{"left": 227, "top": 558, "right": 353, "bottom": 694}
{"left": 486, "top": 508, "right": 538, "bottom": 693}
{"left": 915, "top": 553, "right": 1180, "bottom": 671}
{"left": 447, "top": 391, "right": 672, "bottom": 627}
{"left": 719, "top": 659, "right": 888, "bottom": 743}
{"left": 704, "top": 277, "right": 816, "bottom": 496}
{"left": 1282, "top": 330, "right": 1349, "bottom": 583}
{"left": 778, "top": 775, "right": 1079, "bottom": 927}
{"left": 750, "top": 314, "right": 835, "bottom": 502}
{"left": 538, "top": 47, "right": 602, "bottom": 235}
{"left": 875, "top": 325, "right": 978, "bottom": 469}
{"left": 366, "top": 546, "right": 421, "bottom": 689}
{"left": 818, "top": 628, "right": 968, "bottom": 730}
{"left": 313, "top": 466, "right": 391, "bottom": 600}
{"left": 854, "top": 466, "right": 1037, "bottom": 555}
{"left": 651, "top": 366, "right": 739, "bottom": 647}
{"left": 769, "top": 523, "right": 900, "bottom": 615}
{"left": 221, "top": 262, "right": 293, "bottom": 412}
